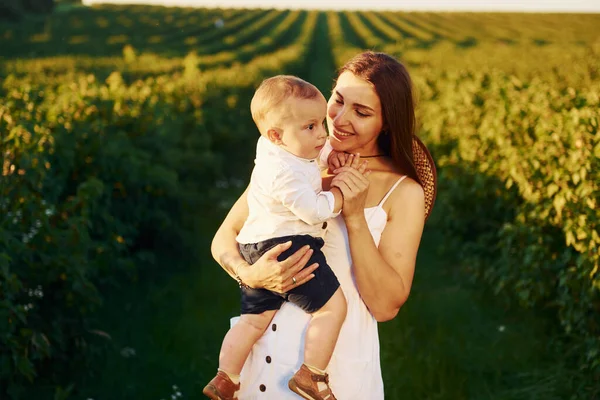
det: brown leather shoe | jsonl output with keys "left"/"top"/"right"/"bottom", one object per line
{"left": 203, "top": 371, "right": 240, "bottom": 400}
{"left": 288, "top": 364, "right": 337, "bottom": 400}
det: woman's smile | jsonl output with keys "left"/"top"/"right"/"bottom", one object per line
{"left": 331, "top": 127, "right": 354, "bottom": 140}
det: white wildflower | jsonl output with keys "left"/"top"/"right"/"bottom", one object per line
{"left": 120, "top": 347, "right": 136, "bottom": 358}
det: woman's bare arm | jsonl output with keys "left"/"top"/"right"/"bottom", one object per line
{"left": 211, "top": 187, "right": 320, "bottom": 292}
{"left": 331, "top": 156, "right": 425, "bottom": 322}
{"left": 210, "top": 187, "right": 251, "bottom": 279}
{"left": 346, "top": 180, "right": 425, "bottom": 321}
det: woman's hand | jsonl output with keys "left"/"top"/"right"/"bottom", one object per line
{"left": 238, "top": 242, "right": 319, "bottom": 293}
{"left": 331, "top": 154, "right": 370, "bottom": 224}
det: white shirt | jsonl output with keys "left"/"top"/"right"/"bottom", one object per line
{"left": 236, "top": 137, "right": 339, "bottom": 244}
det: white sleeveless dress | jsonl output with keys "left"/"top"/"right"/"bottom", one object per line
{"left": 232, "top": 176, "right": 408, "bottom": 400}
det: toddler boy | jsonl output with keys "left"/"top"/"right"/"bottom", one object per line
{"left": 203, "top": 75, "right": 345, "bottom": 400}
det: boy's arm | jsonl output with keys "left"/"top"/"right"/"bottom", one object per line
{"left": 273, "top": 168, "right": 341, "bottom": 225}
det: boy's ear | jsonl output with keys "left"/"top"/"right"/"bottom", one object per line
{"left": 267, "top": 128, "right": 283, "bottom": 145}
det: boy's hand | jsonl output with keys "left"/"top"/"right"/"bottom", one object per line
{"left": 327, "top": 150, "right": 351, "bottom": 174}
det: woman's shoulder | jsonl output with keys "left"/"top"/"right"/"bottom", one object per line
{"left": 379, "top": 173, "right": 425, "bottom": 217}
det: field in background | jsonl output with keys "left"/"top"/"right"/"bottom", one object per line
{"left": 1, "top": 5, "right": 599, "bottom": 399}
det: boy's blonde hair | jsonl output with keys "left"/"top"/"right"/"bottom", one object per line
{"left": 250, "top": 75, "right": 321, "bottom": 132}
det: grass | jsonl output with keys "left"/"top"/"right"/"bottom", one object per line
{"left": 379, "top": 229, "right": 574, "bottom": 400}
{"left": 70, "top": 209, "right": 579, "bottom": 400}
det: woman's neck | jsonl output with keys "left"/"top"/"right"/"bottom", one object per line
{"left": 347, "top": 142, "right": 383, "bottom": 158}
{"left": 365, "top": 155, "right": 406, "bottom": 175}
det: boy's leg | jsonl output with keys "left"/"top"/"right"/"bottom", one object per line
{"left": 303, "top": 287, "right": 346, "bottom": 370}
{"left": 219, "top": 237, "right": 286, "bottom": 375}
{"left": 288, "top": 288, "right": 345, "bottom": 400}
{"left": 283, "top": 235, "right": 345, "bottom": 370}
{"left": 204, "top": 310, "right": 277, "bottom": 399}
{"left": 219, "top": 310, "right": 277, "bottom": 376}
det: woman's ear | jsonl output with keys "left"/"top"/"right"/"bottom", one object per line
{"left": 267, "top": 128, "right": 283, "bottom": 145}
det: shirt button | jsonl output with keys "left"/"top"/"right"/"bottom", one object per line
{"left": 272, "top": 324, "right": 277, "bottom": 331}
{"left": 266, "top": 356, "right": 272, "bottom": 363}
{"left": 259, "top": 384, "right": 266, "bottom": 392}
{"left": 322, "top": 222, "right": 327, "bottom": 229}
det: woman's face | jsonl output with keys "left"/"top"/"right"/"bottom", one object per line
{"left": 327, "top": 71, "right": 384, "bottom": 155}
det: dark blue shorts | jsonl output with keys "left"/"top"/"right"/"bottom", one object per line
{"left": 238, "top": 234, "right": 340, "bottom": 315}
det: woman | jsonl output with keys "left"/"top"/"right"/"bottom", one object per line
{"left": 211, "top": 51, "right": 437, "bottom": 399}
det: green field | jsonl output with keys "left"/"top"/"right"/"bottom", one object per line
{"left": 1, "top": 5, "right": 599, "bottom": 399}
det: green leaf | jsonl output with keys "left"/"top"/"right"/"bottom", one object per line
{"left": 547, "top": 183, "right": 559, "bottom": 197}
{"left": 15, "top": 355, "right": 35, "bottom": 381}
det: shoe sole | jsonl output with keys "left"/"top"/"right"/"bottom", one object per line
{"left": 202, "top": 385, "right": 223, "bottom": 400}
{"left": 288, "top": 379, "right": 321, "bottom": 400}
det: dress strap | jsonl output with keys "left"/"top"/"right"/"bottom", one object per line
{"left": 377, "top": 176, "right": 408, "bottom": 208}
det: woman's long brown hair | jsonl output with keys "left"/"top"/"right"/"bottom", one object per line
{"left": 337, "top": 51, "right": 422, "bottom": 185}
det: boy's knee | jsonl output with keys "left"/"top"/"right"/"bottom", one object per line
{"left": 334, "top": 289, "right": 347, "bottom": 317}
{"left": 319, "top": 288, "right": 347, "bottom": 318}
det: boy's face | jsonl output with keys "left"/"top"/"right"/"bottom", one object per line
{"left": 269, "top": 94, "right": 328, "bottom": 159}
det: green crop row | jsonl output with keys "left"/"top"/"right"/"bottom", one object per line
{"left": 415, "top": 52, "right": 600, "bottom": 377}
{"left": 0, "top": 5, "right": 244, "bottom": 57}
{"left": 192, "top": 10, "right": 305, "bottom": 70}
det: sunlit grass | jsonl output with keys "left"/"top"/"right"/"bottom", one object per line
{"left": 30, "top": 33, "right": 50, "bottom": 43}
{"left": 96, "top": 16, "right": 110, "bottom": 28}
{"left": 147, "top": 35, "right": 162, "bottom": 44}
{"left": 183, "top": 36, "right": 197, "bottom": 45}
{"left": 116, "top": 16, "right": 133, "bottom": 27}
{"left": 69, "top": 18, "right": 84, "bottom": 28}
{"left": 68, "top": 35, "right": 89, "bottom": 45}
{"left": 107, "top": 34, "right": 128, "bottom": 45}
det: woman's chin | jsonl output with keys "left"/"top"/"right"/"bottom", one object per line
{"left": 330, "top": 136, "right": 355, "bottom": 152}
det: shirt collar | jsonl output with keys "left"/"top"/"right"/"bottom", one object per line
{"left": 257, "top": 136, "right": 316, "bottom": 164}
